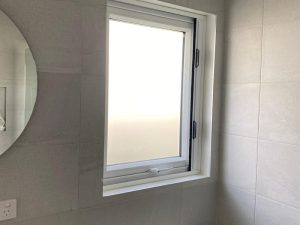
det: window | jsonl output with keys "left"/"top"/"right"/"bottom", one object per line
{"left": 104, "top": 0, "right": 216, "bottom": 194}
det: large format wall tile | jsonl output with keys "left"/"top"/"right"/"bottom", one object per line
{"left": 217, "top": 185, "right": 255, "bottom": 225}
{"left": 0, "top": 0, "right": 82, "bottom": 73}
{"left": 78, "top": 167, "right": 103, "bottom": 209}
{"left": 224, "top": 26, "right": 262, "bottom": 83}
{"left": 82, "top": 51, "right": 106, "bottom": 77}
{"left": 256, "top": 196, "right": 300, "bottom": 225}
{"left": 222, "top": 84, "right": 260, "bottom": 137}
{"left": 150, "top": 187, "right": 182, "bottom": 225}
{"left": 257, "top": 140, "right": 300, "bottom": 209}
{"left": 80, "top": 75, "right": 105, "bottom": 143}
{"left": 264, "top": 0, "right": 300, "bottom": 25}
{"left": 188, "top": 0, "right": 224, "bottom": 13}
{"left": 78, "top": 142, "right": 103, "bottom": 209}
{"left": 221, "top": 0, "right": 300, "bottom": 225}
{"left": 17, "top": 73, "right": 81, "bottom": 145}
{"left": 262, "top": 22, "right": 300, "bottom": 82}
{"left": 79, "top": 195, "right": 154, "bottom": 225}
{"left": 81, "top": 5, "right": 106, "bottom": 54}
{"left": 0, "top": 147, "right": 22, "bottom": 202}
{"left": 181, "top": 183, "right": 216, "bottom": 225}
{"left": 18, "top": 210, "right": 78, "bottom": 225}
{"left": 16, "top": 143, "right": 78, "bottom": 220}
{"left": 225, "top": 0, "right": 263, "bottom": 30}
{"left": 220, "top": 134, "right": 257, "bottom": 191}
{"left": 259, "top": 83, "right": 300, "bottom": 145}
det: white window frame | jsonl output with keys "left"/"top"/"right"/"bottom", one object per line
{"left": 103, "top": 0, "right": 217, "bottom": 196}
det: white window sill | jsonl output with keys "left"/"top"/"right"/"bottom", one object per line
{"left": 103, "top": 171, "right": 210, "bottom": 197}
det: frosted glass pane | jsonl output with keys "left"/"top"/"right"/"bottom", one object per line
{"left": 107, "top": 20, "right": 184, "bottom": 165}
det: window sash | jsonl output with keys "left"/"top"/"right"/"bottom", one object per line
{"left": 104, "top": 1, "right": 201, "bottom": 184}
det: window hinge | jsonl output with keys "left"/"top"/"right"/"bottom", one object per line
{"left": 192, "top": 121, "right": 197, "bottom": 139}
{"left": 195, "top": 49, "right": 200, "bottom": 68}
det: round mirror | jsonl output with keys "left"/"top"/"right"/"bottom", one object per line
{"left": 0, "top": 10, "right": 37, "bottom": 155}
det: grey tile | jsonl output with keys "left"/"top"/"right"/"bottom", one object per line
{"left": 225, "top": 0, "right": 263, "bottom": 30}
{"left": 181, "top": 183, "right": 216, "bottom": 225}
{"left": 259, "top": 83, "right": 300, "bottom": 145}
{"left": 78, "top": 168, "right": 103, "bottom": 209}
{"left": 199, "top": 220, "right": 215, "bottom": 225}
{"left": 79, "top": 142, "right": 103, "bottom": 172}
{"left": 78, "top": 142, "right": 103, "bottom": 209}
{"left": 80, "top": 75, "right": 105, "bottom": 143}
{"left": 16, "top": 143, "right": 78, "bottom": 220}
{"left": 264, "top": 0, "right": 300, "bottom": 25}
{"left": 81, "top": 6, "right": 106, "bottom": 54}
{"left": 17, "top": 73, "right": 80, "bottom": 145}
{"left": 256, "top": 196, "right": 300, "bottom": 225}
{"left": 82, "top": 51, "right": 106, "bottom": 77}
{"left": 0, "top": 220, "right": 16, "bottom": 225}
{"left": 220, "top": 134, "right": 257, "bottom": 191}
{"left": 0, "top": 0, "right": 82, "bottom": 73}
{"left": 150, "top": 186, "right": 182, "bottom": 225}
{"left": 0, "top": 147, "right": 21, "bottom": 203}
{"left": 222, "top": 84, "right": 260, "bottom": 137}
{"left": 74, "top": 0, "right": 105, "bottom": 7}
{"left": 257, "top": 140, "right": 300, "bottom": 209}
{"left": 188, "top": 0, "right": 224, "bottom": 13}
{"left": 160, "top": 0, "right": 189, "bottom": 7}
{"left": 217, "top": 185, "right": 255, "bottom": 225}
{"left": 18, "top": 210, "right": 78, "bottom": 225}
{"left": 79, "top": 195, "right": 153, "bottom": 225}
{"left": 262, "top": 22, "right": 300, "bottom": 82}
{"left": 224, "top": 26, "right": 262, "bottom": 84}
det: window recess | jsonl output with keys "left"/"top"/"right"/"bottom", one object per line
{"left": 103, "top": 0, "right": 216, "bottom": 195}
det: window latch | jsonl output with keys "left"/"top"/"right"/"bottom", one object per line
{"left": 192, "top": 121, "right": 197, "bottom": 139}
{"left": 195, "top": 49, "right": 200, "bottom": 68}
{"left": 148, "top": 167, "right": 173, "bottom": 175}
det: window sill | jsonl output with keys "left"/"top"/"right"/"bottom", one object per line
{"left": 103, "top": 171, "right": 210, "bottom": 197}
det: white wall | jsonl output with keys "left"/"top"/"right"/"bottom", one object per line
{"left": 0, "top": 0, "right": 224, "bottom": 225}
{"left": 218, "top": 0, "right": 300, "bottom": 224}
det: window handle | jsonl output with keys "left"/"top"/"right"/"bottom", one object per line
{"left": 148, "top": 167, "right": 173, "bottom": 175}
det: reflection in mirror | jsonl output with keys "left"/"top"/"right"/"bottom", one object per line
{"left": 0, "top": 10, "right": 37, "bottom": 155}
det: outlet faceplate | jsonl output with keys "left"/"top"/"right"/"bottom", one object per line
{"left": 0, "top": 199, "right": 17, "bottom": 221}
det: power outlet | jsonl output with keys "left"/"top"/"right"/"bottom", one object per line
{"left": 0, "top": 199, "right": 17, "bottom": 221}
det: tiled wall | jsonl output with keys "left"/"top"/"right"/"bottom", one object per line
{"left": 0, "top": 0, "right": 223, "bottom": 225}
{"left": 218, "top": 0, "right": 300, "bottom": 224}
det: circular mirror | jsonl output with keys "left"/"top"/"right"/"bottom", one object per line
{"left": 0, "top": 10, "right": 37, "bottom": 155}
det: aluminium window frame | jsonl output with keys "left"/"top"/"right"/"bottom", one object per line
{"left": 103, "top": 0, "right": 209, "bottom": 189}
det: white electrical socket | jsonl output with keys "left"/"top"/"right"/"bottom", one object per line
{"left": 0, "top": 199, "right": 17, "bottom": 221}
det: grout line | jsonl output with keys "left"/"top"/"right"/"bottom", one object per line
{"left": 221, "top": 132, "right": 300, "bottom": 149}
{"left": 77, "top": 4, "right": 84, "bottom": 210}
{"left": 256, "top": 194, "right": 300, "bottom": 212}
{"left": 256, "top": 138, "right": 300, "bottom": 148}
{"left": 253, "top": 0, "right": 265, "bottom": 224}
{"left": 222, "top": 80, "right": 300, "bottom": 85}
{"left": 221, "top": 132, "right": 258, "bottom": 139}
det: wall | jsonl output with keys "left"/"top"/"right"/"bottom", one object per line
{"left": 218, "top": 0, "right": 300, "bottom": 224}
{"left": 0, "top": 0, "right": 223, "bottom": 225}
